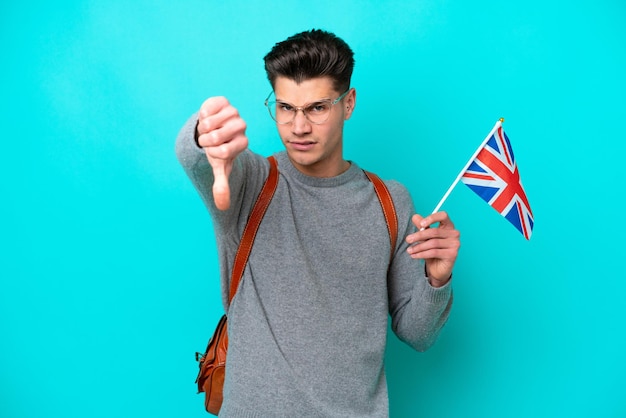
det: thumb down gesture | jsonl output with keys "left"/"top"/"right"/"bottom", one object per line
{"left": 196, "top": 97, "right": 249, "bottom": 210}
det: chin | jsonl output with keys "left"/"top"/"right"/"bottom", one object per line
{"left": 287, "top": 152, "right": 311, "bottom": 165}
{"left": 286, "top": 151, "right": 318, "bottom": 168}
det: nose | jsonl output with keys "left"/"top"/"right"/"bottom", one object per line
{"left": 291, "top": 109, "right": 312, "bottom": 135}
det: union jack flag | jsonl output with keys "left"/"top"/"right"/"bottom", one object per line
{"left": 461, "top": 124, "right": 534, "bottom": 239}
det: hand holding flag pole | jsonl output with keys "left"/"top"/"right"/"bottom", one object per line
{"left": 430, "top": 118, "right": 534, "bottom": 239}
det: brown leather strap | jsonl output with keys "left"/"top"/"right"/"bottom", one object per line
{"left": 228, "top": 156, "right": 279, "bottom": 303}
{"left": 364, "top": 171, "right": 398, "bottom": 262}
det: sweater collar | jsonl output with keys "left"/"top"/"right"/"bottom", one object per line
{"left": 275, "top": 151, "right": 361, "bottom": 188}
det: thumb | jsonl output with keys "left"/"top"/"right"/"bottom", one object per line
{"left": 209, "top": 157, "right": 232, "bottom": 211}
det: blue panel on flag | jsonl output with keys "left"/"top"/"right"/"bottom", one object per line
{"left": 486, "top": 134, "right": 499, "bottom": 152}
{"left": 505, "top": 205, "right": 524, "bottom": 235}
{"left": 466, "top": 184, "right": 499, "bottom": 203}
{"left": 467, "top": 160, "right": 487, "bottom": 173}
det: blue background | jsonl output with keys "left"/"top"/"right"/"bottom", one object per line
{"left": 2, "top": 1, "right": 625, "bottom": 417}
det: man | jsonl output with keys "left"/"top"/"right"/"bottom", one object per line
{"left": 176, "top": 29, "right": 460, "bottom": 417}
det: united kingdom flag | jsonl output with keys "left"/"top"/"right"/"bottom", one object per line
{"left": 461, "top": 124, "right": 534, "bottom": 239}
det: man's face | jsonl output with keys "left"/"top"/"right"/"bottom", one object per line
{"left": 273, "top": 76, "right": 355, "bottom": 177}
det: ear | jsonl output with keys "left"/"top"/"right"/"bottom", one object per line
{"left": 344, "top": 88, "right": 356, "bottom": 120}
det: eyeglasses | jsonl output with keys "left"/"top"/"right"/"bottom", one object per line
{"left": 264, "top": 89, "right": 350, "bottom": 125}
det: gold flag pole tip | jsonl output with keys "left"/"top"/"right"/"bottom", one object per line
{"left": 499, "top": 117, "right": 505, "bottom": 123}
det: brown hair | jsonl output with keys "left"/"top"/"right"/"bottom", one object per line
{"left": 263, "top": 29, "right": 355, "bottom": 93}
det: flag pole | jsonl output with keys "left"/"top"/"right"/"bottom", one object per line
{"left": 430, "top": 118, "right": 504, "bottom": 214}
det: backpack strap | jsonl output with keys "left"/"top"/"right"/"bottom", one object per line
{"left": 364, "top": 171, "right": 398, "bottom": 262}
{"left": 228, "top": 156, "right": 279, "bottom": 303}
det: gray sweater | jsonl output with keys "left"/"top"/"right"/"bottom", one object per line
{"left": 176, "top": 115, "right": 453, "bottom": 417}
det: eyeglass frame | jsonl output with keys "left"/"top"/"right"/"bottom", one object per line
{"left": 264, "top": 88, "right": 351, "bottom": 125}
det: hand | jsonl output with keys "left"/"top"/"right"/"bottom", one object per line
{"left": 405, "top": 211, "right": 460, "bottom": 287}
{"left": 196, "top": 97, "right": 249, "bottom": 210}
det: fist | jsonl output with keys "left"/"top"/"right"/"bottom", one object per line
{"left": 196, "top": 97, "right": 249, "bottom": 210}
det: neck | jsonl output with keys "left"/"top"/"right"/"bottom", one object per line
{"left": 290, "top": 156, "right": 351, "bottom": 178}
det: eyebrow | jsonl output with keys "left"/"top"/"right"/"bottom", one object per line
{"left": 275, "top": 98, "right": 332, "bottom": 105}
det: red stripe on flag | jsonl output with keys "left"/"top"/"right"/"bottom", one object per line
{"left": 476, "top": 148, "right": 533, "bottom": 217}
{"left": 463, "top": 172, "right": 494, "bottom": 181}
{"left": 517, "top": 200, "right": 530, "bottom": 239}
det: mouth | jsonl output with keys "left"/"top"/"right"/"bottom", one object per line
{"left": 288, "top": 141, "right": 316, "bottom": 151}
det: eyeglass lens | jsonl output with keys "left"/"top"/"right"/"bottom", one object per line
{"left": 269, "top": 101, "right": 332, "bottom": 124}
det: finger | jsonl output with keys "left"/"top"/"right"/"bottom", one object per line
{"left": 197, "top": 97, "right": 228, "bottom": 138}
{"left": 407, "top": 236, "right": 460, "bottom": 258}
{"left": 409, "top": 225, "right": 460, "bottom": 244}
{"left": 418, "top": 211, "right": 454, "bottom": 230}
{"left": 409, "top": 247, "right": 457, "bottom": 261}
{"left": 411, "top": 212, "right": 449, "bottom": 230}
{"left": 411, "top": 214, "right": 425, "bottom": 229}
{"left": 210, "top": 159, "right": 232, "bottom": 211}
{"left": 196, "top": 106, "right": 245, "bottom": 140}
{"left": 406, "top": 214, "right": 423, "bottom": 245}
{"left": 407, "top": 228, "right": 461, "bottom": 260}
{"left": 203, "top": 133, "right": 248, "bottom": 163}
{"left": 198, "top": 117, "right": 247, "bottom": 149}
{"left": 407, "top": 213, "right": 431, "bottom": 244}
{"left": 198, "top": 96, "right": 230, "bottom": 121}
{"left": 406, "top": 228, "right": 440, "bottom": 244}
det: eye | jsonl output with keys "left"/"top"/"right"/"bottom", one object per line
{"left": 277, "top": 102, "right": 294, "bottom": 112}
{"left": 307, "top": 102, "right": 330, "bottom": 113}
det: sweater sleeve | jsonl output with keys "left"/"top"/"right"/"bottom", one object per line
{"left": 385, "top": 181, "right": 453, "bottom": 352}
{"left": 174, "top": 113, "right": 217, "bottom": 210}
{"left": 175, "top": 113, "right": 270, "bottom": 307}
